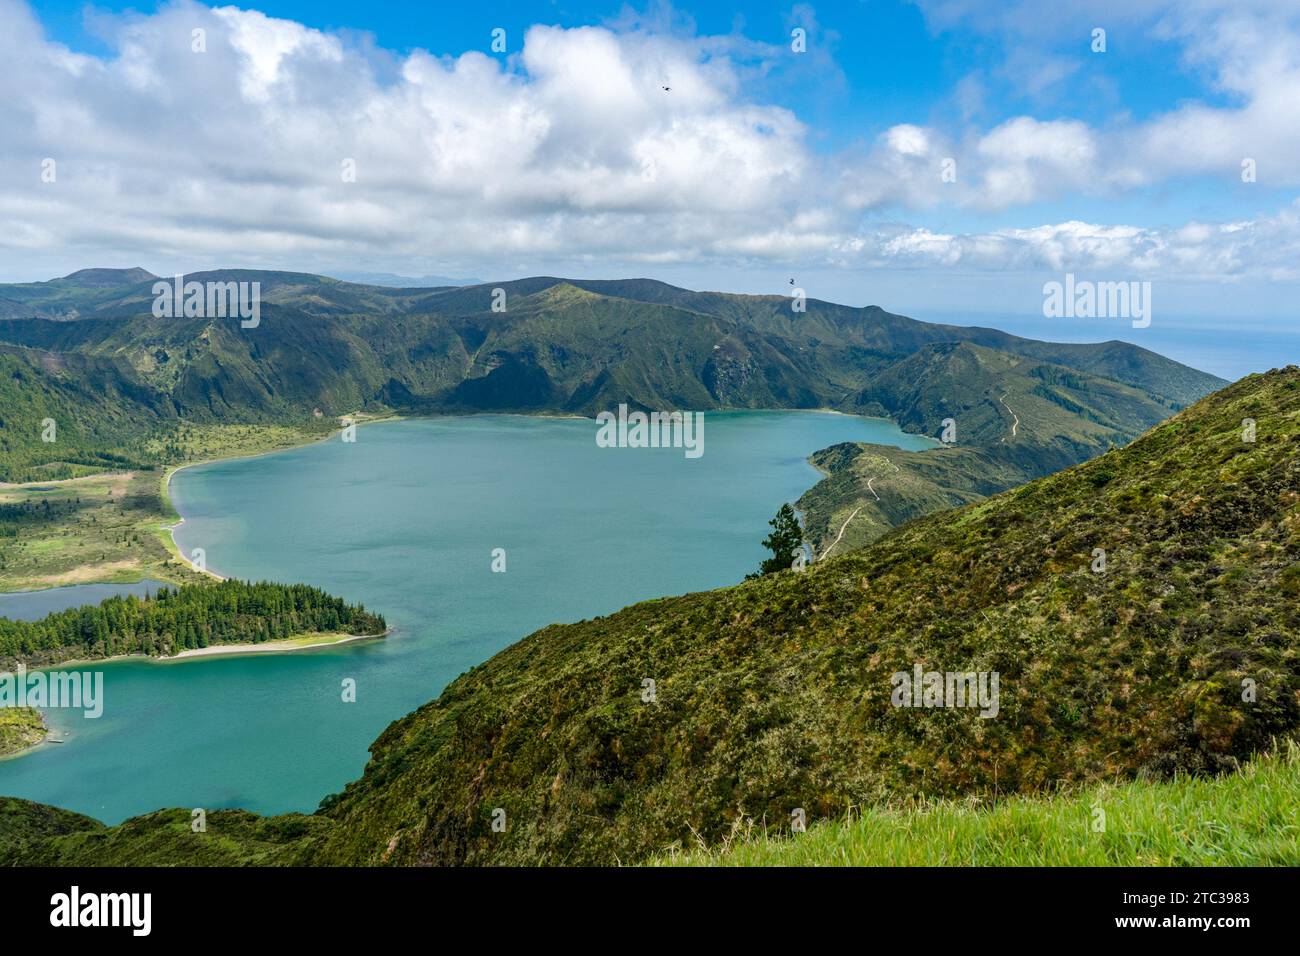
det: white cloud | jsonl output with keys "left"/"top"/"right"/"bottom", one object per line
{"left": 914, "top": 0, "right": 1300, "bottom": 190}
{"left": 0, "top": 0, "right": 1297, "bottom": 285}
{"left": 846, "top": 203, "right": 1300, "bottom": 280}
{"left": 0, "top": 0, "right": 825, "bottom": 273}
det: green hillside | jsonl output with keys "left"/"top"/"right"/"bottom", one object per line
{"left": 5, "top": 366, "right": 1293, "bottom": 866}
{"left": 0, "top": 346, "right": 171, "bottom": 481}
{"left": 11, "top": 745, "right": 1294, "bottom": 867}
{"left": 0, "top": 271, "right": 1222, "bottom": 426}
{"left": 798, "top": 341, "right": 1179, "bottom": 552}
{"left": 306, "top": 366, "right": 1298, "bottom": 865}
{"left": 798, "top": 442, "right": 1027, "bottom": 556}
{"left": 0, "top": 801, "right": 326, "bottom": 866}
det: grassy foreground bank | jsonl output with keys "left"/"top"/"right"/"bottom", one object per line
{"left": 655, "top": 745, "right": 1300, "bottom": 866}
{"left": 4, "top": 745, "right": 1295, "bottom": 866}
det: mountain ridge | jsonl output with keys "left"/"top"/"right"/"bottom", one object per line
{"left": 0, "top": 269, "right": 1225, "bottom": 549}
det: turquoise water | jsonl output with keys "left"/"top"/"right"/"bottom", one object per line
{"left": 0, "top": 580, "right": 167, "bottom": 622}
{"left": 0, "top": 412, "right": 934, "bottom": 823}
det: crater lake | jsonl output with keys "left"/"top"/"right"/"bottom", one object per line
{"left": 0, "top": 412, "right": 935, "bottom": 822}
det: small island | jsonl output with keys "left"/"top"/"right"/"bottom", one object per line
{"left": 0, "top": 579, "right": 388, "bottom": 670}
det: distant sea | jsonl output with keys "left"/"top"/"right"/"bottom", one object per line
{"left": 922, "top": 311, "right": 1300, "bottom": 382}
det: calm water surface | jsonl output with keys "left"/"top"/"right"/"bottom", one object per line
{"left": 0, "top": 413, "right": 933, "bottom": 822}
{"left": 0, "top": 580, "right": 166, "bottom": 622}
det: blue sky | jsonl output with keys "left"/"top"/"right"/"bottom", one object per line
{"left": 3, "top": 0, "right": 1299, "bottom": 372}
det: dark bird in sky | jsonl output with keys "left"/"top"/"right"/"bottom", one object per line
{"left": 662, "top": 86, "right": 670, "bottom": 92}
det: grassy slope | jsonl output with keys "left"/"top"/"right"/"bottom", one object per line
{"left": 0, "top": 347, "right": 169, "bottom": 482}
{"left": 15, "top": 747, "right": 1296, "bottom": 867}
{"left": 0, "top": 803, "right": 328, "bottom": 866}
{"left": 656, "top": 745, "right": 1300, "bottom": 866}
{"left": 301, "top": 366, "right": 1299, "bottom": 865}
{"left": 5, "top": 369, "right": 1295, "bottom": 866}
{"left": 798, "top": 341, "right": 1186, "bottom": 554}
{"left": 852, "top": 341, "right": 1177, "bottom": 447}
{"left": 0, "top": 797, "right": 105, "bottom": 862}
{"left": 799, "top": 443, "right": 1027, "bottom": 556}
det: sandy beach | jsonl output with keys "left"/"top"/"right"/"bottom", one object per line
{"left": 166, "top": 631, "right": 385, "bottom": 660}
{"left": 48, "top": 629, "right": 392, "bottom": 669}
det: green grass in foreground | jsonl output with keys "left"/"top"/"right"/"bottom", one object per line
{"left": 654, "top": 745, "right": 1300, "bottom": 866}
{"left": 9, "top": 746, "right": 1295, "bottom": 866}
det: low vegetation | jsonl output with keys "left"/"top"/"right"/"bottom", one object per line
{"left": 800, "top": 342, "right": 1174, "bottom": 553}
{"left": 0, "top": 707, "right": 46, "bottom": 757}
{"left": 0, "top": 801, "right": 327, "bottom": 866}
{"left": 7, "top": 732, "right": 1297, "bottom": 868}
{"left": 0, "top": 422, "right": 332, "bottom": 593}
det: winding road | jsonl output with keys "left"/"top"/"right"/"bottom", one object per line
{"left": 819, "top": 506, "right": 863, "bottom": 561}
{"left": 819, "top": 455, "right": 900, "bottom": 560}
{"left": 999, "top": 393, "right": 1020, "bottom": 439}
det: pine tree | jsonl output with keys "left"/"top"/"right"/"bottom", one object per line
{"left": 748, "top": 503, "right": 806, "bottom": 579}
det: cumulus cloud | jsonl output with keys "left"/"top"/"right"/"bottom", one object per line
{"left": 0, "top": 0, "right": 1297, "bottom": 283}
{"left": 0, "top": 0, "right": 811, "bottom": 271}
{"left": 842, "top": 203, "right": 1300, "bottom": 281}
{"left": 914, "top": 0, "right": 1300, "bottom": 190}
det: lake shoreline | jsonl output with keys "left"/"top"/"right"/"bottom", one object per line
{"left": 50, "top": 628, "right": 393, "bottom": 669}
{"left": 160, "top": 413, "right": 405, "bottom": 578}
{"left": 0, "top": 629, "right": 392, "bottom": 760}
{"left": 0, "top": 708, "right": 50, "bottom": 761}
{"left": 2, "top": 407, "right": 931, "bottom": 594}
{"left": 0, "top": 409, "right": 922, "bottom": 820}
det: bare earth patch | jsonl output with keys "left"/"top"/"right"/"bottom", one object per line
{"left": 26, "top": 559, "right": 143, "bottom": 589}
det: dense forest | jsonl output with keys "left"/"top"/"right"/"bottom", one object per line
{"left": 0, "top": 580, "right": 387, "bottom": 667}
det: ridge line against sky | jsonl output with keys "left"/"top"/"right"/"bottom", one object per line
{"left": 2, "top": 0, "right": 1300, "bottom": 333}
